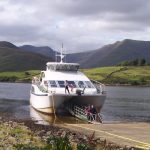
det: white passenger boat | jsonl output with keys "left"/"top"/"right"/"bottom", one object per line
{"left": 30, "top": 47, "right": 106, "bottom": 114}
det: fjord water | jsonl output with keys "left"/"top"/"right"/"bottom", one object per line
{"left": 0, "top": 82, "right": 150, "bottom": 123}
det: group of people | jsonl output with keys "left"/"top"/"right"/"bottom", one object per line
{"left": 85, "top": 105, "right": 97, "bottom": 121}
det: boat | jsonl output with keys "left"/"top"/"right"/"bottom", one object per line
{"left": 30, "top": 45, "right": 106, "bottom": 114}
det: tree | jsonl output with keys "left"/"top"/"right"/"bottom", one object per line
{"left": 139, "top": 58, "right": 146, "bottom": 66}
{"left": 132, "top": 59, "right": 139, "bottom": 66}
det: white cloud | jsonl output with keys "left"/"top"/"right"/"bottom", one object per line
{"left": 0, "top": 0, "right": 150, "bottom": 52}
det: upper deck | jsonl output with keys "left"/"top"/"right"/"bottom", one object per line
{"left": 46, "top": 62, "right": 80, "bottom": 72}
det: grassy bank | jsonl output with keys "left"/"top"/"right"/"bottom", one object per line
{"left": 1, "top": 66, "right": 150, "bottom": 85}
{"left": 82, "top": 66, "right": 150, "bottom": 85}
{"left": 0, "top": 70, "right": 40, "bottom": 82}
{"left": 0, "top": 120, "right": 128, "bottom": 150}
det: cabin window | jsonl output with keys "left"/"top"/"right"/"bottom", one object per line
{"left": 49, "top": 80, "right": 57, "bottom": 87}
{"left": 85, "top": 81, "right": 94, "bottom": 88}
{"left": 78, "top": 81, "right": 85, "bottom": 88}
{"left": 68, "top": 81, "right": 77, "bottom": 88}
{"left": 58, "top": 81, "right": 65, "bottom": 88}
{"left": 44, "top": 81, "right": 48, "bottom": 87}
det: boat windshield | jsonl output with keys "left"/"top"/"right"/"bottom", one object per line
{"left": 49, "top": 80, "right": 57, "bottom": 87}
{"left": 47, "top": 80, "right": 95, "bottom": 88}
{"left": 58, "top": 81, "right": 65, "bottom": 87}
{"left": 78, "top": 81, "right": 85, "bottom": 88}
{"left": 68, "top": 81, "right": 77, "bottom": 88}
{"left": 85, "top": 81, "right": 94, "bottom": 88}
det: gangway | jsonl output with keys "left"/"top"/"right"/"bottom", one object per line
{"left": 65, "top": 103, "right": 102, "bottom": 124}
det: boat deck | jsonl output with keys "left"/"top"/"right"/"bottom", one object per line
{"left": 59, "top": 123, "right": 150, "bottom": 149}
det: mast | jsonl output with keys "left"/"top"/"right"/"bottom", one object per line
{"left": 55, "top": 44, "right": 65, "bottom": 63}
{"left": 60, "top": 43, "right": 64, "bottom": 63}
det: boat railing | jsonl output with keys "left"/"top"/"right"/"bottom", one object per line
{"left": 32, "top": 76, "right": 48, "bottom": 93}
{"left": 37, "top": 84, "right": 48, "bottom": 93}
{"left": 91, "top": 79, "right": 106, "bottom": 94}
{"left": 65, "top": 103, "right": 102, "bottom": 123}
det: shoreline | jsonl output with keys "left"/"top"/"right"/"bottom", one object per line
{"left": 0, "top": 117, "right": 138, "bottom": 150}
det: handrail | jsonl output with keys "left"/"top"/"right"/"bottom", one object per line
{"left": 65, "top": 103, "right": 102, "bottom": 123}
{"left": 90, "top": 79, "right": 106, "bottom": 94}
{"left": 32, "top": 76, "right": 48, "bottom": 93}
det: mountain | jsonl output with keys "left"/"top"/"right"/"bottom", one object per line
{"left": 67, "top": 39, "right": 150, "bottom": 68}
{"left": 0, "top": 41, "right": 17, "bottom": 49}
{"left": 2, "top": 39, "right": 150, "bottom": 71}
{"left": 0, "top": 41, "right": 53, "bottom": 71}
{"left": 20, "top": 45, "right": 55, "bottom": 59}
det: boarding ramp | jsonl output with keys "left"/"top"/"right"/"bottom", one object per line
{"left": 65, "top": 103, "right": 102, "bottom": 124}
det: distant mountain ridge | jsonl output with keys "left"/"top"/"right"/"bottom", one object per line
{"left": 0, "top": 41, "right": 17, "bottom": 49}
{"left": 67, "top": 39, "right": 150, "bottom": 68}
{"left": 20, "top": 45, "right": 55, "bottom": 58}
{"left": 1, "top": 39, "right": 150, "bottom": 71}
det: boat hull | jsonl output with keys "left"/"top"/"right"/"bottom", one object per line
{"left": 30, "top": 92, "right": 106, "bottom": 114}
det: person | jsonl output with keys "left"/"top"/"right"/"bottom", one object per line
{"left": 91, "top": 105, "right": 97, "bottom": 121}
{"left": 85, "top": 105, "right": 91, "bottom": 121}
{"left": 69, "top": 84, "right": 74, "bottom": 92}
{"left": 65, "top": 80, "right": 70, "bottom": 94}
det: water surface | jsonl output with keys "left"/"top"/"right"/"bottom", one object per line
{"left": 0, "top": 82, "right": 150, "bottom": 123}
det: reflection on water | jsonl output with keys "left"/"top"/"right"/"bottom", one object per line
{"left": 30, "top": 107, "right": 87, "bottom": 124}
{"left": 0, "top": 98, "right": 86, "bottom": 124}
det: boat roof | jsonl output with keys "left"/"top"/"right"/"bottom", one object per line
{"left": 42, "top": 70, "right": 90, "bottom": 81}
{"left": 46, "top": 62, "right": 79, "bottom": 72}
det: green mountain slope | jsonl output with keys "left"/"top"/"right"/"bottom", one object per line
{"left": 20, "top": 45, "right": 55, "bottom": 58}
{"left": 0, "top": 41, "right": 53, "bottom": 71}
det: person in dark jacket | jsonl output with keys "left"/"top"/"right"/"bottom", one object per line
{"left": 91, "top": 105, "right": 97, "bottom": 121}
{"left": 65, "top": 80, "right": 70, "bottom": 94}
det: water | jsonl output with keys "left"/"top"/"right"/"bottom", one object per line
{"left": 0, "top": 82, "right": 150, "bottom": 123}
{"left": 102, "top": 86, "right": 150, "bottom": 123}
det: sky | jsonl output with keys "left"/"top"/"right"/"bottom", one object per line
{"left": 0, "top": 0, "right": 150, "bottom": 53}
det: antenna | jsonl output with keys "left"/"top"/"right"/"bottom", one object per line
{"left": 55, "top": 44, "right": 65, "bottom": 63}
{"left": 55, "top": 51, "right": 57, "bottom": 62}
{"left": 60, "top": 43, "right": 65, "bottom": 63}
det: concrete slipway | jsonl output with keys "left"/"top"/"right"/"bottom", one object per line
{"left": 60, "top": 123, "right": 150, "bottom": 149}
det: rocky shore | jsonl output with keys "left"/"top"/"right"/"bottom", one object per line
{"left": 0, "top": 117, "right": 141, "bottom": 150}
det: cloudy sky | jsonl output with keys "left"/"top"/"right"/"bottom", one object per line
{"left": 0, "top": 0, "right": 150, "bottom": 53}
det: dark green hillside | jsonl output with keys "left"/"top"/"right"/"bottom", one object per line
{"left": 0, "top": 41, "right": 17, "bottom": 49}
{"left": 20, "top": 45, "right": 55, "bottom": 58}
{"left": 19, "top": 39, "right": 150, "bottom": 68}
{"left": 0, "top": 42, "right": 53, "bottom": 71}
{"left": 68, "top": 39, "right": 150, "bottom": 68}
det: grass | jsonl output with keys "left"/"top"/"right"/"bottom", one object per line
{"left": 0, "top": 70, "right": 40, "bottom": 82}
{"left": 1, "top": 66, "right": 150, "bottom": 85}
{"left": 82, "top": 66, "right": 150, "bottom": 85}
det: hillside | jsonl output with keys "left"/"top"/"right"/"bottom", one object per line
{"left": 20, "top": 45, "right": 55, "bottom": 58}
{"left": 19, "top": 39, "right": 150, "bottom": 68}
{"left": 82, "top": 66, "right": 150, "bottom": 85}
{"left": 67, "top": 39, "right": 150, "bottom": 68}
{"left": 1, "top": 39, "right": 150, "bottom": 71}
{"left": 0, "top": 41, "right": 53, "bottom": 71}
